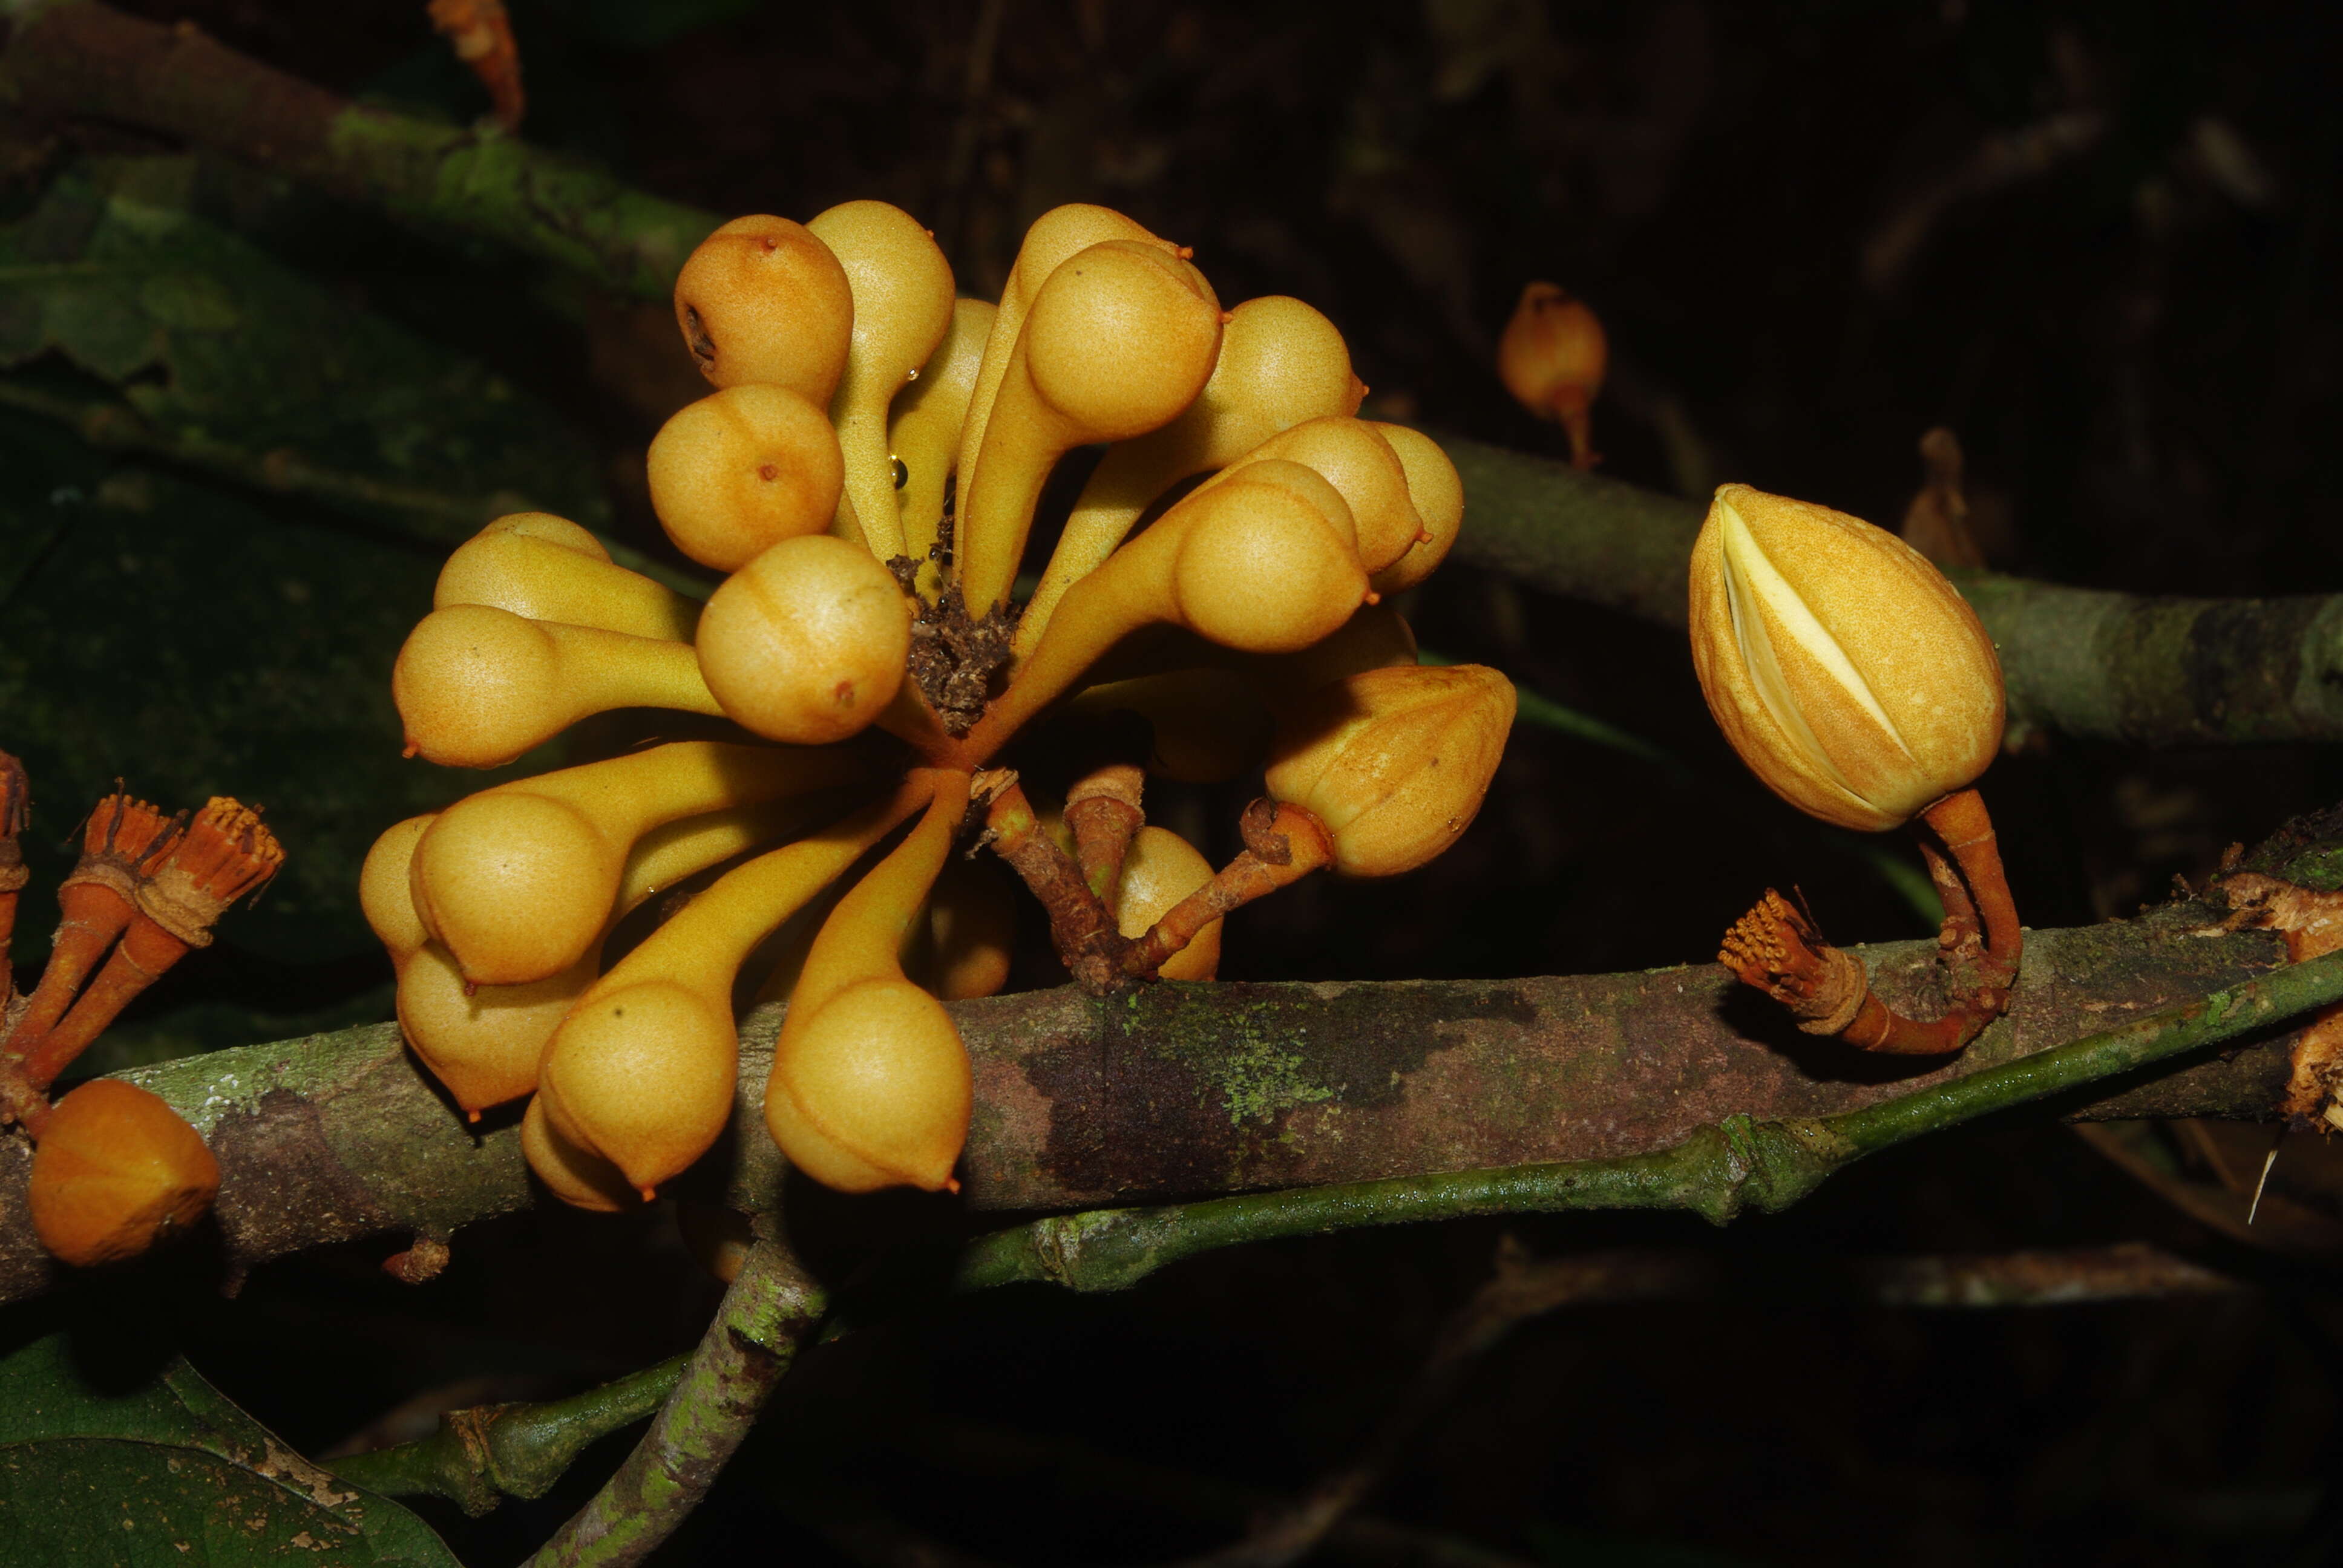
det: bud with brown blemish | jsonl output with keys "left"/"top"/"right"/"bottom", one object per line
{"left": 1263, "top": 664, "right": 1515, "bottom": 877}
{"left": 673, "top": 214, "right": 854, "bottom": 401}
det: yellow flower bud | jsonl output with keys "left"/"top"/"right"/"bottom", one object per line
{"left": 695, "top": 534, "right": 913, "bottom": 745}
{"left": 1264, "top": 664, "right": 1515, "bottom": 877}
{"left": 1687, "top": 483, "right": 2004, "bottom": 833}
{"left": 1113, "top": 826, "right": 1220, "bottom": 981}
{"left": 673, "top": 214, "right": 853, "bottom": 401}
{"left": 763, "top": 976, "right": 971, "bottom": 1193}
{"left": 647, "top": 385, "right": 846, "bottom": 573}
{"left": 28, "top": 1080, "right": 220, "bottom": 1267}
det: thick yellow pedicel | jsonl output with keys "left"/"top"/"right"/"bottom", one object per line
{"left": 411, "top": 740, "right": 865, "bottom": 985}
{"left": 1016, "top": 296, "right": 1361, "bottom": 658}
{"left": 765, "top": 776, "right": 974, "bottom": 1193}
{"left": 533, "top": 782, "right": 932, "bottom": 1198}
{"left": 434, "top": 516, "right": 702, "bottom": 641}
{"left": 890, "top": 298, "right": 996, "bottom": 593}
{"left": 807, "top": 200, "right": 956, "bottom": 562}
{"left": 392, "top": 604, "right": 723, "bottom": 768}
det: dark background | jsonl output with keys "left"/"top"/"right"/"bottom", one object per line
{"left": 6, "top": 1, "right": 2343, "bottom": 1563}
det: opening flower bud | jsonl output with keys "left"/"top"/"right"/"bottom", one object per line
{"left": 647, "top": 385, "right": 847, "bottom": 572}
{"left": 1265, "top": 664, "right": 1515, "bottom": 877}
{"left": 1688, "top": 483, "right": 2004, "bottom": 833}
{"left": 27, "top": 1079, "right": 220, "bottom": 1267}
{"left": 891, "top": 298, "right": 997, "bottom": 581}
{"left": 695, "top": 534, "right": 913, "bottom": 745}
{"left": 673, "top": 214, "right": 854, "bottom": 400}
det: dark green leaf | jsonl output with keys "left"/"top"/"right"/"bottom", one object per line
{"left": 0, "top": 163, "right": 604, "bottom": 540}
{"left": 0, "top": 1332, "right": 460, "bottom": 1566}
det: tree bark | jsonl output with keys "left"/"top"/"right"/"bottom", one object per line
{"left": 0, "top": 871, "right": 2319, "bottom": 1305}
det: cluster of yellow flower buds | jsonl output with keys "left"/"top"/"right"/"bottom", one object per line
{"left": 377, "top": 198, "right": 1515, "bottom": 1207}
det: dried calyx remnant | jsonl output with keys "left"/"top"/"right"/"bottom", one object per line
{"left": 378, "top": 198, "right": 1516, "bottom": 1212}
{"left": 1691, "top": 483, "right": 2021, "bottom": 1056}
{"left": 0, "top": 753, "right": 279, "bottom": 1267}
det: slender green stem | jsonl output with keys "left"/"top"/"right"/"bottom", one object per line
{"left": 526, "top": 1233, "right": 827, "bottom": 1568}
{"left": 955, "top": 946, "right": 2343, "bottom": 1295}
{"left": 329, "top": 1357, "right": 687, "bottom": 1517}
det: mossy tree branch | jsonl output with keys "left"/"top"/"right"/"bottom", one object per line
{"left": 0, "top": 0, "right": 719, "bottom": 299}
{"left": 526, "top": 1232, "right": 827, "bottom": 1568}
{"left": 952, "top": 943, "right": 2343, "bottom": 1293}
{"left": 0, "top": 801, "right": 2338, "bottom": 1308}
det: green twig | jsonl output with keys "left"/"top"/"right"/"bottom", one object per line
{"left": 954, "top": 946, "right": 2343, "bottom": 1294}
{"left": 526, "top": 1231, "right": 827, "bottom": 1568}
{"left": 329, "top": 1356, "right": 687, "bottom": 1517}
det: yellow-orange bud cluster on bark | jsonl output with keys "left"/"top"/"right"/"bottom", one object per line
{"left": 375, "top": 193, "right": 1505, "bottom": 1209}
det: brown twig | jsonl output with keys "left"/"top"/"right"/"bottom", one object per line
{"left": 1121, "top": 801, "right": 1334, "bottom": 979}
{"left": 976, "top": 773, "right": 1126, "bottom": 991}
{"left": 1065, "top": 762, "right": 1145, "bottom": 902}
{"left": 1721, "top": 788, "right": 2022, "bottom": 1055}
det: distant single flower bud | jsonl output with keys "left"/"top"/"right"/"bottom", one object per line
{"left": 1497, "top": 281, "right": 1605, "bottom": 468}
{"left": 27, "top": 1080, "right": 219, "bottom": 1267}
{"left": 1687, "top": 483, "right": 2004, "bottom": 833}
{"left": 1264, "top": 664, "right": 1515, "bottom": 877}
